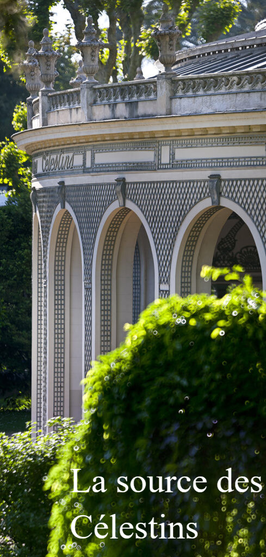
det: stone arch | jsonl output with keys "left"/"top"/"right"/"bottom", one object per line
{"left": 47, "top": 205, "right": 83, "bottom": 422}
{"left": 92, "top": 201, "right": 158, "bottom": 360}
{"left": 170, "top": 198, "right": 265, "bottom": 296}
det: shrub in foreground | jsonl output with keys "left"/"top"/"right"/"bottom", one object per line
{"left": 46, "top": 269, "right": 266, "bottom": 557}
{"left": 0, "top": 418, "right": 76, "bottom": 557}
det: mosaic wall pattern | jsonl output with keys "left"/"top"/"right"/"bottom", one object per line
{"left": 100, "top": 208, "right": 130, "bottom": 354}
{"left": 53, "top": 211, "right": 73, "bottom": 417}
{"left": 33, "top": 135, "right": 266, "bottom": 176}
{"left": 181, "top": 207, "right": 222, "bottom": 297}
{"left": 34, "top": 174, "right": 266, "bottom": 427}
{"left": 66, "top": 184, "right": 117, "bottom": 371}
{"left": 133, "top": 241, "right": 141, "bottom": 325}
{"left": 127, "top": 180, "right": 210, "bottom": 295}
{"left": 36, "top": 223, "right": 43, "bottom": 430}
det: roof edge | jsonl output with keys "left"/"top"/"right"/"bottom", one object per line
{"left": 174, "top": 28, "right": 266, "bottom": 66}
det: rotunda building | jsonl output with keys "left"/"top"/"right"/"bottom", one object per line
{"left": 15, "top": 15, "right": 266, "bottom": 429}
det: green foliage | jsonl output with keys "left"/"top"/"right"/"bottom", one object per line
{"left": 0, "top": 0, "right": 243, "bottom": 84}
{"left": 0, "top": 61, "right": 26, "bottom": 141}
{"left": 27, "top": 0, "right": 58, "bottom": 43}
{"left": 0, "top": 409, "right": 31, "bottom": 436}
{"left": 137, "top": 25, "right": 159, "bottom": 60}
{"left": 52, "top": 29, "right": 78, "bottom": 91}
{"left": 0, "top": 139, "right": 31, "bottom": 194}
{"left": 0, "top": 0, "right": 31, "bottom": 67}
{"left": 46, "top": 274, "right": 266, "bottom": 557}
{"left": 196, "top": 0, "right": 242, "bottom": 42}
{"left": 0, "top": 164, "right": 32, "bottom": 395}
{"left": 227, "top": 0, "right": 266, "bottom": 37}
{"left": 0, "top": 418, "right": 76, "bottom": 557}
{"left": 12, "top": 101, "right": 27, "bottom": 132}
{"left": 0, "top": 393, "right": 31, "bottom": 411}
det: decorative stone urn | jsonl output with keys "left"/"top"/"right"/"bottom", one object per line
{"left": 36, "top": 28, "right": 61, "bottom": 90}
{"left": 69, "top": 59, "right": 86, "bottom": 88}
{"left": 152, "top": 3, "right": 181, "bottom": 72}
{"left": 22, "top": 41, "right": 42, "bottom": 98}
{"left": 77, "top": 15, "right": 108, "bottom": 82}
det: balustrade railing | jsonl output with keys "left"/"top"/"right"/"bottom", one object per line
{"left": 48, "top": 88, "right": 81, "bottom": 111}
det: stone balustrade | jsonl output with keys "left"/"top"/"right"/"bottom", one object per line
{"left": 28, "top": 69, "right": 266, "bottom": 129}
{"left": 49, "top": 88, "right": 81, "bottom": 111}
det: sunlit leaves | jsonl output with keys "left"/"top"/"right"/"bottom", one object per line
{"left": 197, "top": 0, "right": 241, "bottom": 42}
{"left": 0, "top": 418, "right": 76, "bottom": 557}
{"left": 47, "top": 276, "right": 266, "bottom": 557}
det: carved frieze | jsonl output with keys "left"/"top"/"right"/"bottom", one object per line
{"left": 32, "top": 136, "right": 266, "bottom": 176}
{"left": 172, "top": 71, "right": 266, "bottom": 97}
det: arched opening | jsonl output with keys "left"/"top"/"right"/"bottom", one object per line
{"left": 172, "top": 202, "right": 263, "bottom": 297}
{"left": 95, "top": 207, "right": 155, "bottom": 357}
{"left": 48, "top": 208, "right": 83, "bottom": 422}
{"left": 212, "top": 212, "right": 262, "bottom": 296}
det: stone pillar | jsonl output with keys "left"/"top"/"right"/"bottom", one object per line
{"left": 39, "top": 90, "right": 50, "bottom": 127}
{"left": 156, "top": 72, "right": 174, "bottom": 116}
{"left": 26, "top": 98, "right": 34, "bottom": 129}
{"left": 80, "top": 82, "right": 95, "bottom": 121}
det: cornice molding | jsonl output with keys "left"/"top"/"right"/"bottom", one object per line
{"left": 13, "top": 111, "right": 266, "bottom": 156}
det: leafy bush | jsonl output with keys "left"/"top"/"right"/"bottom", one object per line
{"left": 0, "top": 418, "right": 76, "bottom": 557}
{"left": 0, "top": 393, "right": 31, "bottom": 411}
{"left": 46, "top": 269, "right": 266, "bottom": 557}
{"left": 12, "top": 101, "right": 27, "bottom": 132}
{"left": 0, "top": 187, "right": 32, "bottom": 396}
{"left": 0, "top": 409, "right": 31, "bottom": 436}
{"left": 0, "top": 138, "right": 31, "bottom": 195}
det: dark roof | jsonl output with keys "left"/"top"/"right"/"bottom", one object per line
{"left": 173, "top": 47, "right": 266, "bottom": 75}
{"left": 172, "top": 28, "right": 266, "bottom": 75}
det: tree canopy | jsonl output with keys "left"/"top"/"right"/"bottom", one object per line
{"left": 0, "top": 128, "right": 32, "bottom": 396}
{"left": 1, "top": 0, "right": 242, "bottom": 82}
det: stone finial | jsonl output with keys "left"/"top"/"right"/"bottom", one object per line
{"left": 115, "top": 177, "right": 126, "bottom": 207}
{"left": 69, "top": 59, "right": 86, "bottom": 88}
{"left": 36, "top": 28, "right": 61, "bottom": 90}
{"left": 22, "top": 41, "right": 42, "bottom": 98}
{"left": 152, "top": 3, "right": 181, "bottom": 72}
{"left": 134, "top": 66, "right": 144, "bottom": 80}
{"left": 208, "top": 174, "right": 221, "bottom": 206}
{"left": 77, "top": 15, "right": 109, "bottom": 82}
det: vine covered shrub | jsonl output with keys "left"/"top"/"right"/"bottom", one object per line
{"left": 47, "top": 269, "right": 266, "bottom": 557}
{"left": 0, "top": 418, "right": 76, "bottom": 557}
